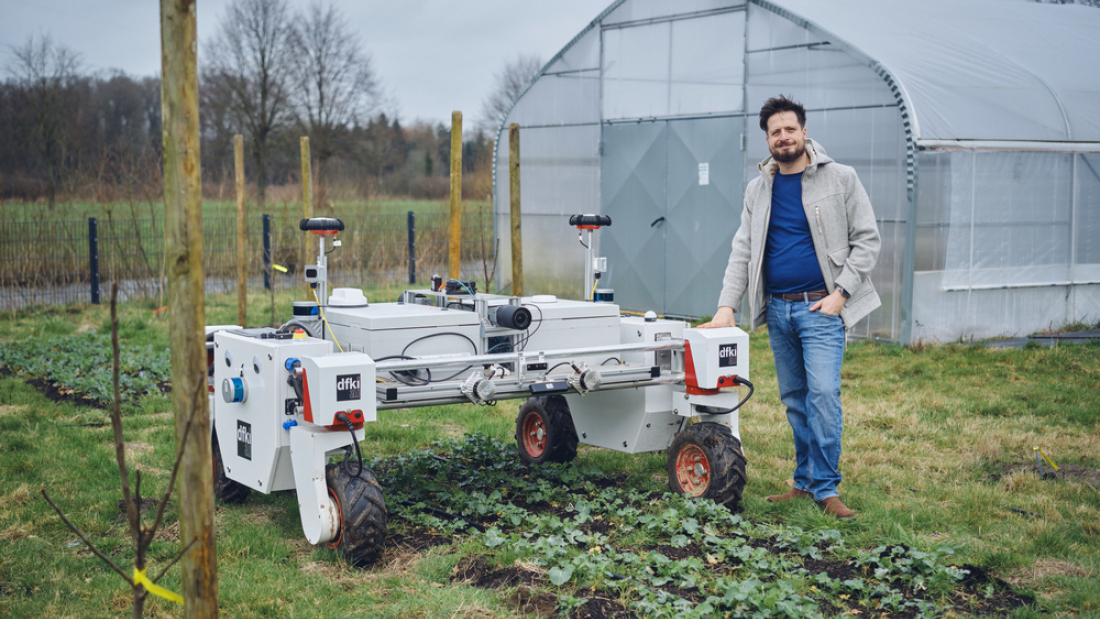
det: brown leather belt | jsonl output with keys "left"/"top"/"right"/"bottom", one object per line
{"left": 773, "top": 289, "right": 829, "bottom": 302}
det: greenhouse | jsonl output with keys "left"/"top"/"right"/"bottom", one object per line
{"left": 491, "top": 0, "right": 1100, "bottom": 343}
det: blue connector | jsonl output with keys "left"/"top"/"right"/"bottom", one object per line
{"left": 283, "top": 419, "right": 298, "bottom": 431}
{"left": 285, "top": 357, "right": 300, "bottom": 372}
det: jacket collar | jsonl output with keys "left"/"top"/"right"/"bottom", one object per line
{"left": 757, "top": 138, "right": 832, "bottom": 182}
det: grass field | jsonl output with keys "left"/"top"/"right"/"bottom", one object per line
{"left": 0, "top": 289, "right": 1097, "bottom": 617}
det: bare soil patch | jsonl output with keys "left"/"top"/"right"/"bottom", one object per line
{"left": 388, "top": 530, "right": 452, "bottom": 553}
{"left": 508, "top": 585, "right": 558, "bottom": 618}
{"left": 990, "top": 462, "right": 1100, "bottom": 486}
{"left": 452, "top": 555, "right": 543, "bottom": 589}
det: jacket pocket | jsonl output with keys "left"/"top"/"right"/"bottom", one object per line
{"left": 808, "top": 193, "right": 848, "bottom": 249}
{"left": 827, "top": 247, "right": 849, "bottom": 279}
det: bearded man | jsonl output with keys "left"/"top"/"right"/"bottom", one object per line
{"left": 699, "top": 95, "right": 881, "bottom": 519}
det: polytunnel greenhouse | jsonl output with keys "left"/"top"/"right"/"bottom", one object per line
{"left": 492, "top": 0, "right": 1100, "bottom": 344}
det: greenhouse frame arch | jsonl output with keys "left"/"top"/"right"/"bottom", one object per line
{"left": 492, "top": 0, "right": 1100, "bottom": 343}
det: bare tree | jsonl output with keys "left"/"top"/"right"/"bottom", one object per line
{"left": 289, "top": 1, "right": 381, "bottom": 202}
{"left": 7, "top": 35, "right": 81, "bottom": 209}
{"left": 203, "top": 0, "right": 294, "bottom": 211}
{"left": 1033, "top": 0, "right": 1100, "bottom": 6}
{"left": 479, "top": 54, "right": 543, "bottom": 134}
{"left": 43, "top": 284, "right": 197, "bottom": 619}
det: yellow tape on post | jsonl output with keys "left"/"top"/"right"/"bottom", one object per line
{"left": 132, "top": 568, "right": 183, "bottom": 604}
{"left": 1037, "top": 448, "right": 1059, "bottom": 471}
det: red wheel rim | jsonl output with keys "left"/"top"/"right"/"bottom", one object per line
{"left": 522, "top": 411, "right": 547, "bottom": 458}
{"left": 325, "top": 487, "right": 343, "bottom": 549}
{"left": 674, "top": 445, "right": 710, "bottom": 497}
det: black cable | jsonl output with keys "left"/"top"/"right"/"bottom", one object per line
{"left": 278, "top": 320, "right": 315, "bottom": 337}
{"left": 601, "top": 357, "right": 622, "bottom": 366}
{"left": 335, "top": 412, "right": 363, "bottom": 478}
{"left": 516, "top": 303, "right": 544, "bottom": 351}
{"left": 545, "top": 361, "right": 571, "bottom": 375}
{"left": 698, "top": 377, "right": 755, "bottom": 415}
{"left": 373, "top": 355, "right": 432, "bottom": 386}
{"left": 402, "top": 331, "right": 478, "bottom": 382}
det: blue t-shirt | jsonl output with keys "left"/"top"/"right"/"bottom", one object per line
{"left": 764, "top": 171, "right": 826, "bottom": 294}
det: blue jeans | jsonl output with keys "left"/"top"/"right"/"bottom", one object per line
{"left": 766, "top": 295, "right": 846, "bottom": 502}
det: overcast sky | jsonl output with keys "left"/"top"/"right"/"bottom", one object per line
{"left": 1, "top": 0, "right": 604, "bottom": 128}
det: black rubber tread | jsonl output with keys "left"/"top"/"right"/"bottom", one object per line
{"left": 514, "top": 395, "right": 579, "bottom": 465}
{"left": 212, "top": 432, "right": 251, "bottom": 504}
{"left": 324, "top": 464, "right": 388, "bottom": 567}
{"left": 666, "top": 422, "right": 748, "bottom": 510}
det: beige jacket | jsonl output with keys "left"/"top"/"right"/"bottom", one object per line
{"left": 717, "top": 139, "right": 881, "bottom": 330}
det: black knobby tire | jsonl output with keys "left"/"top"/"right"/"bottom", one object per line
{"left": 515, "top": 395, "right": 579, "bottom": 464}
{"left": 324, "top": 464, "right": 388, "bottom": 567}
{"left": 212, "top": 432, "right": 251, "bottom": 504}
{"left": 666, "top": 422, "right": 747, "bottom": 510}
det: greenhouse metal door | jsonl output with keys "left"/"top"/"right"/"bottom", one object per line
{"left": 602, "top": 117, "right": 743, "bottom": 316}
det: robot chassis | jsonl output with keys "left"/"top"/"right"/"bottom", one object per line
{"left": 208, "top": 216, "right": 754, "bottom": 566}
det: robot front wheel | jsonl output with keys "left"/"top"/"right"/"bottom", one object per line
{"left": 324, "top": 464, "right": 389, "bottom": 567}
{"left": 666, "top": 422, "right": 748, "bottom": 511}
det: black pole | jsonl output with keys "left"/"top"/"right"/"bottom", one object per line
{"left": 88, "top": 217, "right": 100, "bottom": 304}
{"left": 407, "top": 210, "right": 416, "bottom": 284}
{"left": 263, "top": 214, "right": 272, "bottom": 291}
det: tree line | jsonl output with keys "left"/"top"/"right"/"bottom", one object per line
{"left": 0, "top": 0, "right": 537, "bottom": 209}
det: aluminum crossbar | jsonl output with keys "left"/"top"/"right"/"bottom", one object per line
{"left": 373, "top": 339, "right": 684, "bottom": 373}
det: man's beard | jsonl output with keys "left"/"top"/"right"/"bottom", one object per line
{"left": 770, "top": 141, "right": 805, "bottom": 163}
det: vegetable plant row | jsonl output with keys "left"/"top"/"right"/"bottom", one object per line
{"left": 0, "top": 333, "right": 171, "bottom": 406}
{"left": 373, "top": 434, "right": 1026, "bottom": 618}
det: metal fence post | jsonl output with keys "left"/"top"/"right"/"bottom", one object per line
{"left": 263, "top": 214, "right": 272, "bottom": 290}
{"left": 88, "top": 217, "right": 100, "bottom": 304}
{"left": 407, "top": 210, "right": 416, "bottom": 284}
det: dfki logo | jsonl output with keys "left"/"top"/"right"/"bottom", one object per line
{"left": 237, "top": 420, "right": 252, "bottom": 460}
{"left": 718, "top": 343, "right": 738, "bottom": 368}
{"left": 336, "top": 373, "right": 361, "bottom": 402}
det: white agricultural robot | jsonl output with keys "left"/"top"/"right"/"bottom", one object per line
{"left": 207, "top": 216, "right": 753, "bottom": 566}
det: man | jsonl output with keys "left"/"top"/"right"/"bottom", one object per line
{"left": 700, "top": 95, "right": 880, "bottom": 519}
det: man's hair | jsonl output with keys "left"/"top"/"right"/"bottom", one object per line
{"left": 758, "top": 95, "right": 806, "bottom": 132}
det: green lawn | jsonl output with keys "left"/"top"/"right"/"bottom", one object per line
{"left": 0, "top": 289, "right": 1096, "bottom": 617}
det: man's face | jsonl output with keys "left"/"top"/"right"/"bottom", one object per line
{"left": 766, "top": 111, "right": 806, "bottom": 164}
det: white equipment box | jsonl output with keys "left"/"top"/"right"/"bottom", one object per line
{"left": 213, "top": 330, "right": 332, "bottom": 493}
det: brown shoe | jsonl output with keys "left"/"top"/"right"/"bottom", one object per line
{"left": 817, "top": 496, "right": 856, "bottom": 520}
{"left": 766, "top": 487, "right": 812, "bottom": 503}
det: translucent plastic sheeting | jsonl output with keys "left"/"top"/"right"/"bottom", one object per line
{"left": 603, "top": 0, "right": 746, "bottom": 26}
{"left": 912, "top": 151, "right": 1100, "bottom": 341}
{"left": 941, "top": 151, "right": 1074, "bottom": 290}
{"left": 602, "top": 10, "right": 745, "bottom": 120}
{"left": 764, "top": 0, "right": 1100, "bottom": 142}
{"left": 546, "top": 22, "right": 600, "bottom": 75}
{"left": 493, "top": 124, "right": 600, "bottom": 295}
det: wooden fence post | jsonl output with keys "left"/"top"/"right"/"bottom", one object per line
{"left": 159, "top": 0, "right": 218, "bottom": 616}
{"left": 509, "top": 124, "right": 522, "bottom": 297}
{"left": 235, "top": 134, "right": 246, "bottom": 328}
{"left": 301, "top": 137, "right": 312, "bottom": 298}
{"left": 449, "top": 111, "right": 462, "bottom": 281}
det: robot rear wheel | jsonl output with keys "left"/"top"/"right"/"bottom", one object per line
{"left": 514, "top": 395, "right": 579, "bottom": 464}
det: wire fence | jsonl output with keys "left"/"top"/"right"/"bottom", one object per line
{"left": 0, "top": 211, "right": 498, "bottom": 310}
